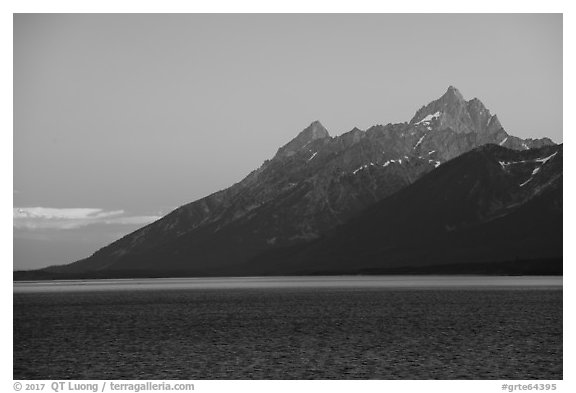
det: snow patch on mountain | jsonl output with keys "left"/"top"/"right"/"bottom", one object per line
{"left": 536, "top": 152, "right": 558, "bottom": 165}
{"left": 383, "top": 159, "right": 403, "bottom": 167}
{"left": 519, "top": 178, "right": 532, "bottom": 187}
{"left": 352, "top": 163, "right": 375, "bottom": 174}
{"left": 416, "top": 111, "right": 441, "bottom": 125}
{"left": 414, "top": 135, "right": 425, "bottom": 149}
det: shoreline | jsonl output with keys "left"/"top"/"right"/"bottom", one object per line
{"left": 13, "top": 275, "right": 563, "bottom": 293}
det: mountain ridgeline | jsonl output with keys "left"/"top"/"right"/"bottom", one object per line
{"left": 25, "top": 86, "right": 561, "bottom": 279}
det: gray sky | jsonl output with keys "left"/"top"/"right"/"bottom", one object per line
{"left": 13, "top": 14, "right": 562, "bottom": 270}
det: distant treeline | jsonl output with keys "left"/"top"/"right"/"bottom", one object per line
{"left": 13, "top": 257, "right": 562, "bottom": 281}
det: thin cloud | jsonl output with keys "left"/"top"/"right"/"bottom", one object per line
{"left": 13, "top": 207, "right": 162, "bottom": 230}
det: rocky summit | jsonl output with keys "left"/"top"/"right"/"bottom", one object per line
{"left": 31, "top": 86, "right": 558, "bottom": 278}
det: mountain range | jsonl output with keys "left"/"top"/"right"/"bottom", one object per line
{"left": 16, "top": 86, "right": 561, "bottom": 279}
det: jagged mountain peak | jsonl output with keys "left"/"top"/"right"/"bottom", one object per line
{"left": 410, "top": 86, "right": 460, "bottom": 125}
{"left": 275, "top": 120, "right": 330, "bottom": 158}
{"left": 410, "top": 86, "right": 503, "bottom": 136}
{"left": 302, "top": 120, "right": 329, "bottom": 138}
{"left": 442, "top": 85, "right": 465, "bottom": 102}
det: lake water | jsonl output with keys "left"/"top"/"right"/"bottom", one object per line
{"left": 13, "top": 276, "right": 562, "bottom": 379}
